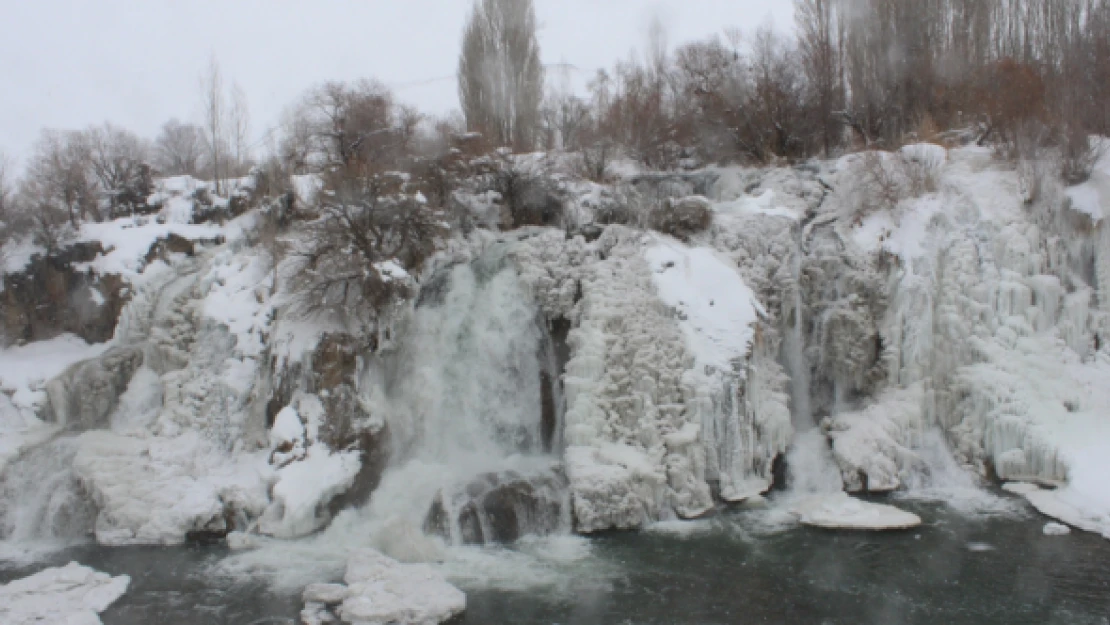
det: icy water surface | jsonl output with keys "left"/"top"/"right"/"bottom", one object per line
{"left": 3, "top": 498, "right": 1110, "bottom": 625}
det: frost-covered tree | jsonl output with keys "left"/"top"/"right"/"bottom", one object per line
{"left": 458, "top": 0, "right": 544, "bottom": 151}
{"left": 154, "top": 119, "right": 203, "bottom": 176}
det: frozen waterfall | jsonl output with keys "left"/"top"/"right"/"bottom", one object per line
{"left": 360, "top": 247, "right": 570, "bottom": 546}
{"left": 0, "top": 437, "right": 96, "bottom": 555}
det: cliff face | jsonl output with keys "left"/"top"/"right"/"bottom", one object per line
{"left": 4, "top": 143, "right": 1110, "bottom": 550}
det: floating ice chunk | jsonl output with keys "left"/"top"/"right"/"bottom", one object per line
{"left": 1043, "top": 522, "right": 1071, "bottom": 536}
{"left": 301, "top": 549, "right": 466, "bottom": 625}
{"left": 791, "top": 493, "right": 921, "bottom": 530}
{"left": 1002, "top": 482, "right": 1041, "bottom": 496}
{"left": 0, "top": 562, "right": 129, "bottom": 625}
{"left": 966, "top": 542, "right": 995, "bottom": 552}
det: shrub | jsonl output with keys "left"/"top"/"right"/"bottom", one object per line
{"left": 649, "top": 195, "right": 712, "bottom": 239}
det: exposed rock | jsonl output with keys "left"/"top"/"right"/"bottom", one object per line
{"left": 1, "top": 242, "right": 127, "bottom": 345}
{"left": 424, "top": 467, "right": 568, "bottom": 545}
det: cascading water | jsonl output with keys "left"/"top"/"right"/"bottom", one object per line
{"left": 779, "top": 228, "right": 842, "bottom": 495}
{"left": 782, "top": 229, "right": 813, "bottom": 430}
{"left": 0, "top": 436, "right": 96, "bottom": 556}
{"left": 359, "top": 245, "right": 569, "bottom": 547}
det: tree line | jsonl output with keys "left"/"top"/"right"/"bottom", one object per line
{"left": 3, "top": 0, "right": 1109, "bottom": 277}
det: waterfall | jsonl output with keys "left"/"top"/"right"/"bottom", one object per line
{"left": 360, "top": 247, "right": 569, "bottom": 546}
{"left": 782, "top": 231, "right": 813, "bottom": 429}
{"left": 0, "top": 437, "right": 96, "bottom": 550}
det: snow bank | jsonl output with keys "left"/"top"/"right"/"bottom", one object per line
{"left": 300, "top": 549, "right": 465, "bottom": 625}
{"left": 791, "top": 493, "right": 921, "bottom": 530}
{"left": 0, "top": 562, "right": 129, "bottom": 625}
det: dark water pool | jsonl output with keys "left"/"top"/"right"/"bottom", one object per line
{"left": 3, "top": 499, "right": 1109, "bottom": 625}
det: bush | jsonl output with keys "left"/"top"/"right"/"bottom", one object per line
{"left": 649, "top": 195, "right": 712, "bottom": 239}
{"left": 1059, "top": 129, "right": 1103, "bottom": 186}
{"left": 487, "top": 156, "right": 564, "bottom": 229}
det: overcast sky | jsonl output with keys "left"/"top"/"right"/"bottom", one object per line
{"left": 1, "top": 0, "right": 793, "bottom": 168}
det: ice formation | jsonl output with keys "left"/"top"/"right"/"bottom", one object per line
{"left": 791, "top": 493, "right": 922, "bottom": 530}
{"left": 0, "top": 562, "right": 129, "bottom": 625}
{"left": 4, "top": 129, "right": 1110, "bottom": 621}
{"left": 300, "top": 549, "right": 465, "bottom": 625}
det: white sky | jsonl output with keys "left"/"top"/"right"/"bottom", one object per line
{"left": 1, "top": 0, "right": 793, "bottom": 168}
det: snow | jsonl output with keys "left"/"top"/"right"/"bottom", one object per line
{"left": 259, "top": 444, "right": 361, "bottom": 539}
{"left": 0, "top": 562, "right": 129, "bottom": 625}
{"left": 0, "top": 334, "right": 107, "bottom": 473}
{"left": 644, "top": 237, "right": 763, "bottom": 373}
{"left": 77, "top": 217, "right": 221, "bottom": 280}
{"left": 300, "top": 549, "right": 466, "bottom": 625}
{"left": 715, "top": 189, "right": 801, "bottom": 220}
{"left": 73, "top": 430, "right": 270, "bottom": 545}
{"left": 791, "top": 493, "right": 922, "bottom": 530}
{"left": 1065, "top": 136, "right": 1110, "bottom": 222}
{"left": 270, "top": 405, "right": 305, "bottom": 448}
{"left": 1, "top": 236, "right": 44, "bottom": 276}
{"left": 293, "top": 174, "right": 324, "bottom": 207}
{"left": 1043, "top": 522, "right": 1072, "bottom": 536}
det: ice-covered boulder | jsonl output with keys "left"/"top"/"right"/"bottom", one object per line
{"left": 73, "top": 430, "right": 269, "bottom": 545}
{"left": 0, "top": 562, "right": 129, "bottom": 625}
{"left": 300, "top": 549, "right": 466, "bottom": 625}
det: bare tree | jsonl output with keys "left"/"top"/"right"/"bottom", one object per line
{"left": 229, "top": 82, "right": 251, "bottom": 175}
{"left": 86, "top": 123, "right": 152, "bottom": 217}
{"left": 796, "top": 0, "right": 845, "bottom": 156}
{"left": 22, "top": 129, "right": 97, "bottom": 227}
{"left": 154, "top": 119, "right": 203, "bottom": 176}
{"left": 0, "top": 151, "right": 12, "bottom": 227}
{"left": 458, "top": 0, "right": 544, "bottom": 151}
{"left": 200, "top": 56, "right": 226, "bottom": 194}
{"left": 293, "top": 172, "right": 446, "bottom": 332}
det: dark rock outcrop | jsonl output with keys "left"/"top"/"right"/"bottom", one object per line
{"left": 424, "top": 467, "right": 568, "bottom": 545}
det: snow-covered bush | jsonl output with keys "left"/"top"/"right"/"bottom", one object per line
{"left": 649, "top": 195, "right": 712, "bottom": 240}
{"left": 486, "top": 155, "right": 564, "bottom": 229}
{"left": 1059, "top": 129, "right": 1104, "bottom": 186}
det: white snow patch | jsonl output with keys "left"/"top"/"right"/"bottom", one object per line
{"left": 259, "top": 444, "right": 361, "bottom": 539}
{"left": 77, "top": 218, "right": 221, "bottom": 280}
{"left": 644, "top": 237, "right": 762, "bottom": 372}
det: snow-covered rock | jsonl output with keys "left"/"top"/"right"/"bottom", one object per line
{"left": 73, "top": 430, "right": 269, "bottom": 545}
{"left": 300, "top": 549, "right": 465, "bottom": 625}
{"left": 0, "top": 562, "right": 129, "bottom": 625}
